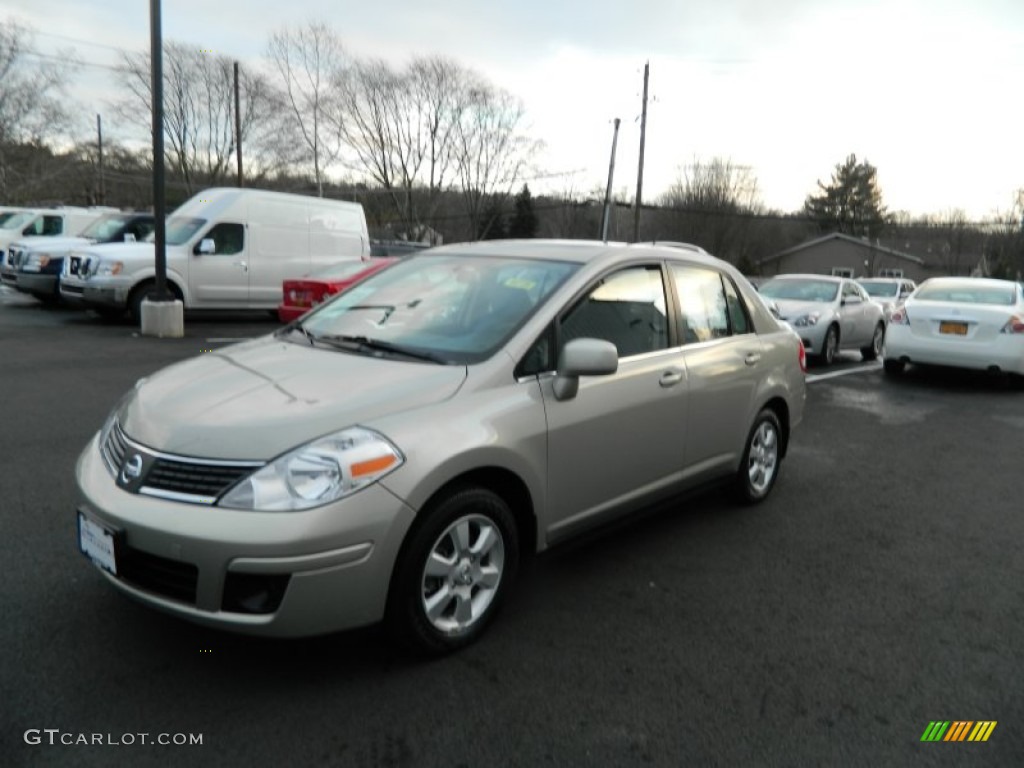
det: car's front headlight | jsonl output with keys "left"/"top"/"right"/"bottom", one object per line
{"left": 22, "top": 253, "right": 52, "bottom": 272}
{"left": 96, "top": 260, "right": 123, "bottom": 277}
{"left": 790, "top": 312, "right": 821, "bottom": 327}
{"left": 219, "top": 426, "right": 404, "bottom": 511}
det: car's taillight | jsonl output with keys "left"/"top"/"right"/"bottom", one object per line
{"left": 889, "top": 307, "right": 910, "bottom": 325}
{"left": 798, "top": 339, "right": 807, "bottom": 374}
{"left": 1000, "top": 315, "right": 1024, "bottom": 334}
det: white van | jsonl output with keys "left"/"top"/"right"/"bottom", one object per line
{"left": 0, "top": 207, "right": 112, "bottom": 270}
{"left": 60, "top": 188, "right": 370, "bottom": 320}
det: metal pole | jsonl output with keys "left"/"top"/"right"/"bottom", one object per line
{"left": 234, "top": 61, "right": 243, "bottom": 187}
{"left": 150, "top": 0, "right": 168, "bottom": 301}
{"left": 96, "top": 114, "right": 105, "bottom": 206}
{"left": 601, "top": 118, "right": 621, "bottom": 242}
{"left": 633, "top": 62, "right": 649, "bottom": 242}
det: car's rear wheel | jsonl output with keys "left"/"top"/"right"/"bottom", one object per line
{"left": 862, "top": 322, "right": 885, "bottom": 361}
{"left": 735, "top": 408, "right": 782, "bottom": 504}
{"left": 386, "top": 486, "right": 518, "bottom": 655}
{"left": 816, "top": 325, "right": 838, "bottom": 366}
{"left": 883, "top": 358, "right": 905, "bottom": 375}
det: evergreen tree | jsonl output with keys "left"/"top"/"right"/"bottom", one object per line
{"left": 508, "top": 183, "right": 538, "bottom": 238}
{"left": 804, "top": 154, "right": 888, "bottom": 240}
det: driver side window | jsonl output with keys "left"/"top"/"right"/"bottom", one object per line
{"left": 200, "top": 223, "right": 244, "bottom": 255}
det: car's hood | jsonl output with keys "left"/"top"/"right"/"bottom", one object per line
{"left": 120, "top": 336, "right": 468, "bottom": 460}
{"left": 72, "top": 241, "right": 155, "bottom": 262}
{"left": 770, "top": 299, "right": 830, "bottom": 318}
{"left": 11, "top": 235, "right": 92, "bottom": 253}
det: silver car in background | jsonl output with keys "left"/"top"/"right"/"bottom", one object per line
{"left": 857, "top": 277, "right": 917, "bottom": 319}
{"left": 758, "top": 274, "right": 886, "bottom": 365}
{"left": 74, "top": 240, "right": 806, "bottom": 654}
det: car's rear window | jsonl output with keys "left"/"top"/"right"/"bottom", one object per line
{"left": 914, "top": 282, "right": 1016, "bottom": 306}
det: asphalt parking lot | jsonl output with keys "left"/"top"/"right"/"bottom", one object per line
{"left": 2, "top": 286, "right": 1022, "bottom": 767}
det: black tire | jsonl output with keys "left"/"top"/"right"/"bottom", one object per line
{"left": 883, "top": 358, "right": 905, "bottom": 376}
{"left": 861, "top": 322, "right": 885, "bottom": 361}
{"left": 386, "top": 486, "right": 519, "bottom": 655}
{"left": 735, "top": 408, "right": 782, "bottom": 504}
{"left": 128, "top": 281, "right": 181, "bottom": 323}
{"left": 816, "top": 325, "right": 839, "bottom": 366}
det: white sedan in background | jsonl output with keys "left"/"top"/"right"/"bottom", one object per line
{"left": 883, "top": 277, "right": 1024, "bottom": 378}
{"left": 757, "top": 274, "right": 886, "bottom": 365}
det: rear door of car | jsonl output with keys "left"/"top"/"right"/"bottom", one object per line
{"left": 541, "top": 262, "right": 689, "bottom": 544}
{"left": 672, "top": 264, "right": 764, "bottom": 474}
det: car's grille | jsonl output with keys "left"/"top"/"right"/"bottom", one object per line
{"left": 103, "top": 421, "right": 263, "bottom": 504}
{"left": 118, "top": 545, "right": 198, "bottom": 604}
{"left": 145, "top": 459, "right": 254, "bottom": 499}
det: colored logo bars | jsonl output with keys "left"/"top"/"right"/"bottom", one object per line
{"left": 921, "top": 721, "right": 997, "bottom": 742}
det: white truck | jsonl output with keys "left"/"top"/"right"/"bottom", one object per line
{"left": 60, "top": 188, "right": 370, "bottom": 321}
{"left": 0, "top": 207, "right": 114, "bottom": 275}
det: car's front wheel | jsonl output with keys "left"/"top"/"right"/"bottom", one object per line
{"left": 816, "top": 325, "right": 839, "bottom": 365}
{"left": 861, "top": 322, "right": 885, "bottom": 361}
{"left": 386, "top": 486, "right": 519, "bottom": 655}
{"left": 735, "top": 408, "right": 782, "bottom": 504}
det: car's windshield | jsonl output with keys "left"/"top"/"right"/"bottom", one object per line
{"left": 859, "top": 281, "right": 899, "bottom": 298}
{"left": 758, "top": 278, "right": 839, "bottom": 303}
{"left": 293, "top": 253, "right": 579, "bottom": 364}
{"left": 0, "top": 212, "right": 36, "bottom": 230}
{"left": 914, "top": 281, "right": 1016, "bottom": 306}
{"left": 162, "top": 216, "right": 206, "bottom": 245}
{"left": 79, "top": 214, "right": 133, "bottom": 241}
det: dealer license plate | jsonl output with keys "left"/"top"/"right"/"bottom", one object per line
{"left": 939, "top": 321, "right": 968, "bottom": 335}
{"left": 78, "top": 511, "right": 117, "bottom": 575}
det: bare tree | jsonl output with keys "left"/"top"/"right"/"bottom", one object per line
{"left": 113, "top": 42, "right": 275, "bottom": 196}
{"left": 659, "top": 157, "right": 764, "bottom": 261}
{"left": 454, "top": 83, "right": 536, "bottom": 239}
{"left": 0, "top": 18, "right": 75, "bottom": 199}
{"left": 334, "top": 55, "right": 472, "bottom": 239}
{"left": 265, "top": 21, "right": 347, "bottom": 196}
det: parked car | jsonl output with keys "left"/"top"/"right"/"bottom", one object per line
{"left": 758, "top": 274, "right": 886, "bottom": 365}
{"left": 59, "top": 188, "right": 370, "bottom": 321}
{"left": 7, "top": 212, "right": 155, "bottom": 302}
{"left": 278, "top": 257, "right": 398, "bottom": 322}
{"left": 74, "top": 240, "right": 806, "bottom": 654}
{"left": 883, "top": 276, "right": 1024, "bottom": 378}
{"left": 0, "top": 207, "right": 114, "bottom": 275}
{"left": 857, "top": 277, "right": 917, "bottom": 318}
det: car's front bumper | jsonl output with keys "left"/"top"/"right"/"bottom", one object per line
{"left": 75, "top": 432, "right": 417, "bottom": 637}
{"left": 885, "top": 325, "right": 1024, "bottom": 375}
{"left": 59, "top": 276, "right": 128, "bottom": 309}
{"left": 14, "top": 272, "right": 59, "bottom": 297}
{"left": 786, "top": 320, "right": 828, "bottom": 355}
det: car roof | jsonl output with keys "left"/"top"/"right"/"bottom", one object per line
{"left": 422, "top": 238, "right": 719, "bottom": 268}
{"left": 766, "top": 273, "right": 844, "bottom": 283}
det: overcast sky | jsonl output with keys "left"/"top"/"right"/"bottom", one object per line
{"left": 9, "top": 0, "right": 1024, "bottom": 219}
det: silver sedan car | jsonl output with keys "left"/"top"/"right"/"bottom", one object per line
{"left": 75, "top": 240, "right": 806, "bottom": 654}
{"left": 758, "top": 274, "right": 886, "bottom": 365}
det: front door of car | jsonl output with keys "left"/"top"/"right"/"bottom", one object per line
{"left": 839, "top": 280, "right": 868, "bottom": 344}
{"left": 189, "top": 222, "right": 248, "bottom": 305}
{"left": 541, "top": 264, "right": 689, "bottom": 545}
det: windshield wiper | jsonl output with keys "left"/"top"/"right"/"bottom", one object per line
{"left": 315, "top": 334, "right": 447, "bottom": 364}
{"left": 277, "top": 321, "right": 315, "bottom": 346}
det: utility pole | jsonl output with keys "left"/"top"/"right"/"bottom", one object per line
{"left": 96, "top": 114, "right": 105, "bottom": 206}
{"left": 150, "top": 0, "right": 168, "bottom": 303}
{"left": 633, "top": 62, "right": 649, "bottom": 242}
{"left": 601, "top": 118, "right": 621, "bottom": 242}
{"left": 234, "top": 61, "right": 243, "bottom": 187}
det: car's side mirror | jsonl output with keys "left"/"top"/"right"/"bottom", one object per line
{"left": 553, "top": 338, "right": 618, "bottom": 401}
{"left": 196, "top": 238, "right": 215, "bottom": 255}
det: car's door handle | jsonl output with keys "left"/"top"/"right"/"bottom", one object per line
{"left": 659, "top": 370, "right": 683, "bottom": 387}
{"left": 744, "top": 352, "right": 761, "bottom": 366}
{"left": 235, "top": 260, "right": 248, "bottom": 272}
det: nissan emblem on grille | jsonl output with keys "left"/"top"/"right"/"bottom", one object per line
{"left": 118, "top": 453, "right": 145, "bottom": 490}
